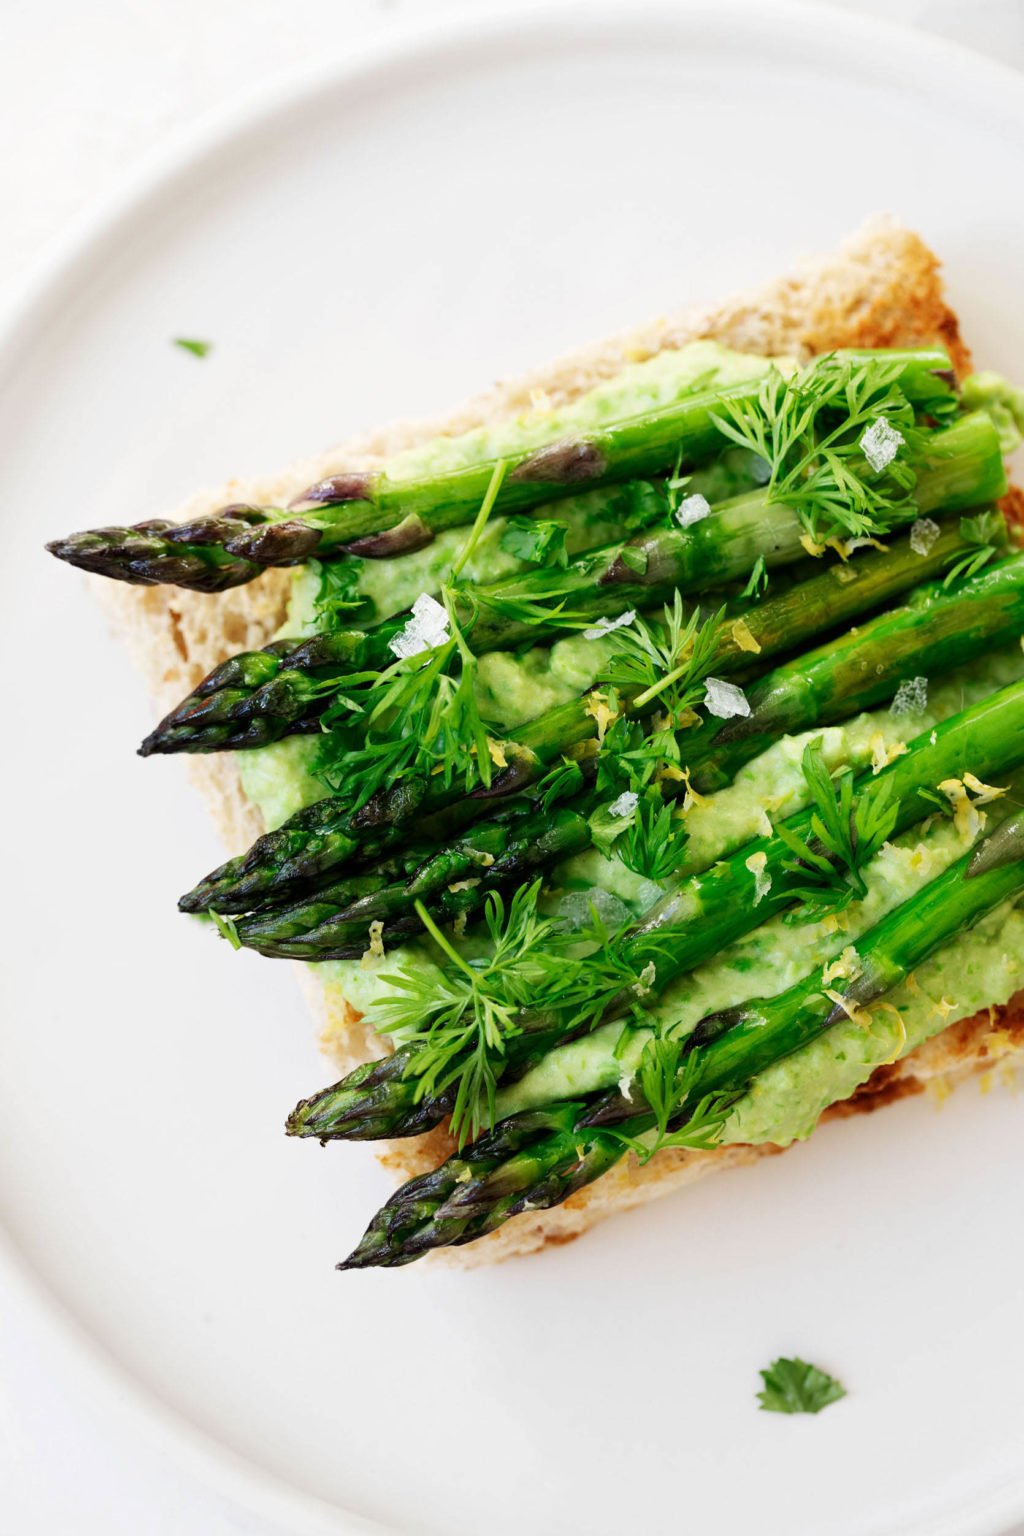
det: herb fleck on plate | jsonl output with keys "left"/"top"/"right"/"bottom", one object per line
{"left": 173, "top": 337, "right": 213, "bottom": 359}
{"left": 757, "top": 1356, "right": 846, "bottom": 1415}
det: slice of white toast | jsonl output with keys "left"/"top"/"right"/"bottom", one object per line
{"left": 94, "top": 216, "right": 1024, "bottom": 1267}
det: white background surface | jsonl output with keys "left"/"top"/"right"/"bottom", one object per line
{"left": 3, "top": 2, "right": 1024, "bottom": 1533}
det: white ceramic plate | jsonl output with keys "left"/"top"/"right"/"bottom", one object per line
{"left": 2, "top": 4, "right": 1023, "bottom": 1533}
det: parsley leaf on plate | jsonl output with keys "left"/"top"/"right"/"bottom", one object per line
{"left": 757, "top": 1356, "right": 846, "bottom": 1415}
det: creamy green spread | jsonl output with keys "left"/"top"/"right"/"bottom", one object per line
{"left": 236, "top": 339, "right": 1024, "bottom": 1149}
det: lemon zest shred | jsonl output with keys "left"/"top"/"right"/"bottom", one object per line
{"left": 360, "top": 920, "right": 385, "bottom": 970}
{"left": 823, "top": 987, "right": 872, "bottom": 1028}
{"left": 730, "top": 617, "right": 762, "bottom": 655}
{"left": 821, "top": 946, "right": 862, "bottom": 986}
{"left": 584, "top": 691, "right": 617, "bottom": 744}
{"left": 680, "top": 766, "right": 711, "bottom": 813}
{"left": 869, "top": 731, "right": 908, "bottom": 774}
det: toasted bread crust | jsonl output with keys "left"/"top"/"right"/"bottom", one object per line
{"left": 94, "top": 217, "right": 1023, "bottom": 1266}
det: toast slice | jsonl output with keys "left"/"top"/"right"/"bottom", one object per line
{"left": 95, "top": 216, "right": 1024, "bottom": 1267}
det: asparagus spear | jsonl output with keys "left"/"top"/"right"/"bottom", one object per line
{"left": 46, "top": 348, "right": 957, "bottom": 592}
{"left": 287, "top": 680, "right": 1024, "bottom": 1142}
{"left": 232, "top": 545, "right": 1024, "bottom": 960}
{"left": 139, "top": 410, "right": 1005, "bottom": 756}
{"left": 340, "top": 811, "right": 1024, "bottom": 1267}
{"left": 234, "top": 802, "right": 593, "bottom": 957}
{"left": 179, "top": 523, "right": 1014, "bottom": 917}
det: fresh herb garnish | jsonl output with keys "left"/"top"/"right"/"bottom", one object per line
{"left": 499, "top": 515, "right": 569, "bottom": 568}
{"left": 741, "top": 553, "right": 769, "bottom": 599}
{"left": 209, "top": 908, "right": 242, "bottom": 949}
{"left": 376, "top": 882, "right": 553, "bottom": 1143}
{"left": 534, "top": 757, "right": 587, "bottom": 811}
{"left": 313, "top": 464, "right": 507, "bottom": 808}
{"left": 757, "top": 1357, "right": 846, "bottom": 1415}
{"left": 710, "top": 354, "right": 953, "bottom": 545}
{"left": 609, "top": 1035, "right": 734, "bottom": 1161}
{"left": 310, "top": 558, "right": 373, "bottom": 629}
{"left": 943, "top": 510, "right": 1003, "bottom": 587}
{"left": 377, "top": 883, "right": 669, "bottom": 1143}
{"left": 617, "top": 795, "right": 690, "bottom": 882}
{"left": 775, "top": 738, "right": 898, "bottom": 920}
{"left": 173, "top": 337, "right": 213, "bottom": 358}
{"left": 599, "top": 594, "right": 723, "bottom": 721}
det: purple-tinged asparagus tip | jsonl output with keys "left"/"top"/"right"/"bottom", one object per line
{"left": 225, "top": 520, "right": 324, "bottom": 563}
{"left": 290, "top": 471, "right": 373, "bottom": 508}
{"left": 509, "top": 440, "right": 606, "bottom": 485}
{"left": 342, "top": 512, "right": 434, "bottom": 558}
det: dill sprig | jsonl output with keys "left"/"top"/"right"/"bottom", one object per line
{"left": 943, "top": 510, "right": 1004, "bottom": 587}
{"left": 534, "top": 757, "right": 587, "bottom": 811}
{"left": 599, "top": 594, "right": 723, "bottom": 722}
{"left": 775, "top": 738, "right": 899, "bottom": 921}
{"left": 375, "top": 884, "right": 667, "bottom": 1143}
{"left": 709, "top": 354, "right": 952, "bottom": 544}
{"left": 313, "top": 465, "right": 508, "bottom": 809}
{"left": 741, "top": 553, "right": 769, "bottom": 599}
{"left": 608, "top": 1036, "right": 735, "bottom": 1161}
{"left": 616, "top": 795, "right": 690, "bottom": 883}
{"left": 375, "top": 882, "right": 554, "bottom": 1143}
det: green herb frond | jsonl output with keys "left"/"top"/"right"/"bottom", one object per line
{"left": 943, "top": 510, "right": 1004, "bottom": 588}
{"left": 775, "top": 738, "right": 899, "bottom": 921}
{"left": 313, "top": 465, "right": 508, "bottom": 809}
{"left": 311, "top": 558, "right": 373, "bottom": 630}
{"left": 617, "top": 795, "right": 690, "bottom": 883}
{"left": 375, "top": 886, "right": 674, "bottom": 1141}
{"left": 609, "top": 1035, "right": 734, "bottom": 1162}
{"left": 498, "top": 515, "right": 569, "bottom": 568}
{"left": 709, "top": 354, "right": 944, "bottom": 544}
{"left": 534, "top": 757, "right": 587, "bottom": 811}
{"left": 741, "top": 553, "right": 769, "bottom": 599}
{"left": 374, "top": 881, "right": 556, "bottom": 1144}
{"left": 757, "top": 1357, "right": 847, "bottom": 1415}
{"left": 599, "top": 594, "right": 723, "bottom": 722}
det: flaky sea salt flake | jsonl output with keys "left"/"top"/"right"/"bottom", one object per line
{"left": 702, "top": 676, "right": 751, "bottom": 720}
{"left": 909, "top": 517, "right": 941, "bottom": 556}
{"left": 860, "top": 417, "right": 905, "bottom": 472}
{"left": 608, "top": 790, "right": 639, "bottom": 819}
{"left": 891, "top": 676, "right": 928, "bottom": 718}
{"left": 675, "top": 492, "right": 711, "bottom": 529}
{"left": 388, "top": 592, "right": 451, "bottom": 659}
{"left": 583, "top": 609, "right": 636, "bottom": 641}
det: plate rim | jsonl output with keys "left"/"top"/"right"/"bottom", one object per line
{"left": 4, "top": 3, "right": 1024, "bottom": 1532}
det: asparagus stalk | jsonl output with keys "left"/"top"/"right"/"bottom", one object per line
{"left": 287, "top": 679, "right": 1024, "bottom": 1142}
{"left": 340, "top": 811, "right": 1024, "bottom": 1267}
{"left": 234, "top": 803, "right": 593, "bottom": 957}
{"left": 179, "top": 523, "right": 1014, "bottom": 917}
{"left": 232, "top": 544, "right": 1024, "bottom": 959}
{"left": 684, "top": 542, "right": 1024, "bottom": 791}
{"left": 46, "top": 348, "right": 958, "bottom": 592}
{"left": 139, "top": 410, "right": 1005, "bottom": 755}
